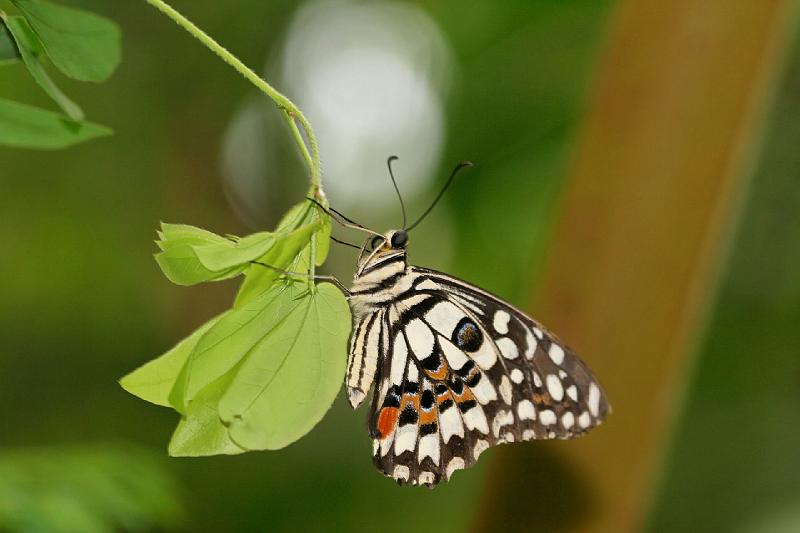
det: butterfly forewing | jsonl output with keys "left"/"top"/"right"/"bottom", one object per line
{"left": 347, "top": 262, "right": 609, "bottom": 487}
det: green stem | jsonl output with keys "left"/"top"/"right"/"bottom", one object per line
{"left": 144, "top": 0, "right": 322, "bottom": 191}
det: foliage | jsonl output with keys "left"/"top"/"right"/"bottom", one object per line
{"left": 122, "top": 200, "right": 351, "bottom": 456}
{"left": 0, "top": 0, "right": 120, "bottom": 148}
{"left": 119, "top": 1, "right": 351, "bottom": 458}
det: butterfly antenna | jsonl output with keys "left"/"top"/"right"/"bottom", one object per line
{"left": 330, "top": 235, "right": 361, "bottom": 250}
{"left": 306, "top": 197, "right": 384, "bottom": 238}
{"left": 406, "top": 161, "right": 473, "bottom": 231}
{"left": 386, "top": 156, "right": 407, "bottom": 229}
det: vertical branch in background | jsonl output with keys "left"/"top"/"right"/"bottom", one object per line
{"left": 476, "top": 0, "right": 795, "bottom": 532}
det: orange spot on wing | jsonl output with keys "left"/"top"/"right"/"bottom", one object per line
{"left": 377, "top": 407, "right": 399, "bottom": 439}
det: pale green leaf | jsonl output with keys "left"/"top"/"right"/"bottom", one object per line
{"left": 157, "top": 223, "right": 231, "bottom": 248}
{"left": 0, "top": 97, "right": 110, "bottom": 149}
{"left": 0, "top": 19, "right": 20, "bottom": 65}
{"left": 168, "top": 372, "right": 247, "bottom": 457}
{"left": 192, "top": 231, "right": 275, "bottom": 272}
{"left": 154, "top": 246, "right": 244, "bottom": 286}
{"left": 5, "top": 16, "right": 83, "bottom": 120}
{"left": 154, "top": 223, "right": 245, "bottom": 285}
{"left": 11, "top": 0, "right": 121, "bottom": 82}
{"left": 119, "top": 314, "right": 223, "bottom": 407}
{"left": 218, "top": 283, "right": 350, "bottom": 450}
{"left": 233, "top": 220, "right": 322, "bottom": 307}
{"left": 168, "top": 283, "right": 306, "bottom": 413}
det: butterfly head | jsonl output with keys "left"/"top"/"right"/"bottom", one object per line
{"left": 355, "top": 229, "right": 409, "bottom": 275}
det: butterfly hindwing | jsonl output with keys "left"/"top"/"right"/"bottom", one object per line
{"left": 366, "top": 268, "right": 609, "bottom": 486}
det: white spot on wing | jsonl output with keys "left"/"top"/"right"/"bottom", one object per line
{"left": 418, "top": 433, "right": 440, "bottom": 466}
{"left": 579, "top": 411, "right": 592, "bottom": 428}
{"left": 499, "top": 375, "right": 513, "bottom": 404}
{"left": 510, "top": 368, "right": 524, "bottom": 384}
{"left": 540, "top": 410, "right": 556, "bottom": 426}
{"left": 546, "top": 375, "right": 564, "bottom": 401}
{"left": 588, "top": 383, "right": 601, "bottom": 416}
{"left": 463, "top": 405, "right": 490, "bottom": 434}
{"left": 439, "top": 404, "right": 464, "bottom": 443}
{"left": 533, "top": 327, "right": 544, "bottom": 339}
{"left": 426, "top": 301, "right": 467, "bottom": 338}
{"left": 418, "top": 471, "right": 436, "bottom": 485}
{"left": 562, "top": 411, "right": 574, "bottom": 430}
{"left": 470, "top": 335, "right": 497, "bottom": 369}
{"left": 517, "top": 399, "right": 536, "bottom": 420}
{"left": 492, "top": 410, "right": 514, "bottom": 437}
{"left": 533, "top": 372, "right": 542, "bottom": 387}
{"left": 522, "top": 429, "right": 535, "bottom": 440}
{"left": 446, "top": 457, "right": 464, "bottom": 480}
{"left": 470, "top": 373, "right": 497, "bottom": 404}
{"left": 473, "top": 439, "right": 489, "bottom": 460}
{"left": 440, "top": 336, "right": 470, "bottom": 371}
{"left": 393, "top": 465, "right": 410, "bottom": 482}
{"left": 567, "top": 385, "right": 578, "bottom": 401}
{"left": 390, "top": 334, "right": 407, "bottom": 385}
{"left": 496, "top": 337, "right": 519, "bottom": 360}
{"left": 394, "top": 423, "right": 417, "bottom": 454}
{"left": 493, "top": 310, "right": 510, "bottom": 334}
{"left": 549, "top": 344, "right": 565, "bottom": 365}
{"left": 406, "top": 318, "right": 435, "bottom": 360}
{"left": 525, "top": 328, "right": 537, "bottom": 359}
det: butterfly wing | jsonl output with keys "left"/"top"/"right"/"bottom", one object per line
{"left": 367, "top": 267, "right": 610, "bottom": 486}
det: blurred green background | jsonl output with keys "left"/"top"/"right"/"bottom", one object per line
{"left": 1, "top": 0, "right": 798, "bottom": 531}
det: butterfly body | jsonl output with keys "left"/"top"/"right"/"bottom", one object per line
{"left": 345, "top": 229, "right": 610, "bottom": 487}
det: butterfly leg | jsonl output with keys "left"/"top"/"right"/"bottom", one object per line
{"left": 250, "top": 261, "right": 351, "bottom": 295}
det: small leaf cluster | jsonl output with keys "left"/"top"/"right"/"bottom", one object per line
{"left": 121, "top": 199, "right": 352, "bottom": 456}
{"left": 0, "top": 0, "right": 121, "bottom": 149}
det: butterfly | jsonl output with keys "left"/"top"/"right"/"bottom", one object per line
{"left": 319, "top": 158, "right": 609, "bottom": 487}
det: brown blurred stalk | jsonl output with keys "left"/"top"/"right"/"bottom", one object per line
{"left": 476, "top": 0, "right": 796, "bottom": 531}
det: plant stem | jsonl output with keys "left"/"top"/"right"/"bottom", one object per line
{"left": 144, "top": 0, "right": 322, "bottom": 191}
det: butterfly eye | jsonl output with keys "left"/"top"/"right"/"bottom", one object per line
{"left": 390, "top": 230, "right": 408, "bottom": 249}
{"left": 370, "top": 235, "right": 384, "bottom": 251}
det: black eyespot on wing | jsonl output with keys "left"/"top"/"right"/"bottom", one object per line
{"left": 420, "top": 422, "right": 438, "bottom": 436}
{"left": 370, "top": 235, "right": 384, "bottom": 251}
{"left": 403, "top": 381, "right": 419, "bottom": 395}
{"left": 420, "top": 390, "right": 435, "bottom": 410}
{"left": 390, "top": 230, "right": 408, "bottom": 248}
{"left": 454, "top": 360, "right": 475, "bottom": 378}
{"left": 398, "top": 405, "right": 418, "bottom": 425}
{"left": 452, "top": 317, "right": 483, "bottom": 352}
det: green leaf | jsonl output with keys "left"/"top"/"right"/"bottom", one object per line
{"left": 0, "top": 19, "right": 20, "bottom": 65}
{"left": 119, "top": 314, "right": 223, "bottom": 407}
{"left": 192, "top": 231, "right": 276, "bottom": 272}
{"left": 5, "top": 16, "right": 83, "bottom": 120}
{"left": 0, "top": 97, "right": 110, "bottom": 149}
{"left": 234, "top": 219, "right": 323, "bottom": 307}
{"left": 11, "top": 0, "right": 121, "bottom": 82}
{"left": 218, "top": 283, "right": 350, "bottom": 450}
{"left": 154, "top": 223, "right": 245, "bottom": 285}
{"left": 168, "top": 372, "right": 247, "bottom": 457}
{"left": 155, "top": 223, "right": 232, "bottom": 250}
{"left": 168, "top": 282, "right": 307, "bottom": 413}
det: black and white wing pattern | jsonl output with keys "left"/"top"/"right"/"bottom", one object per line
{"left": 365, "top": 267, "right": 610, "bottom": 487}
